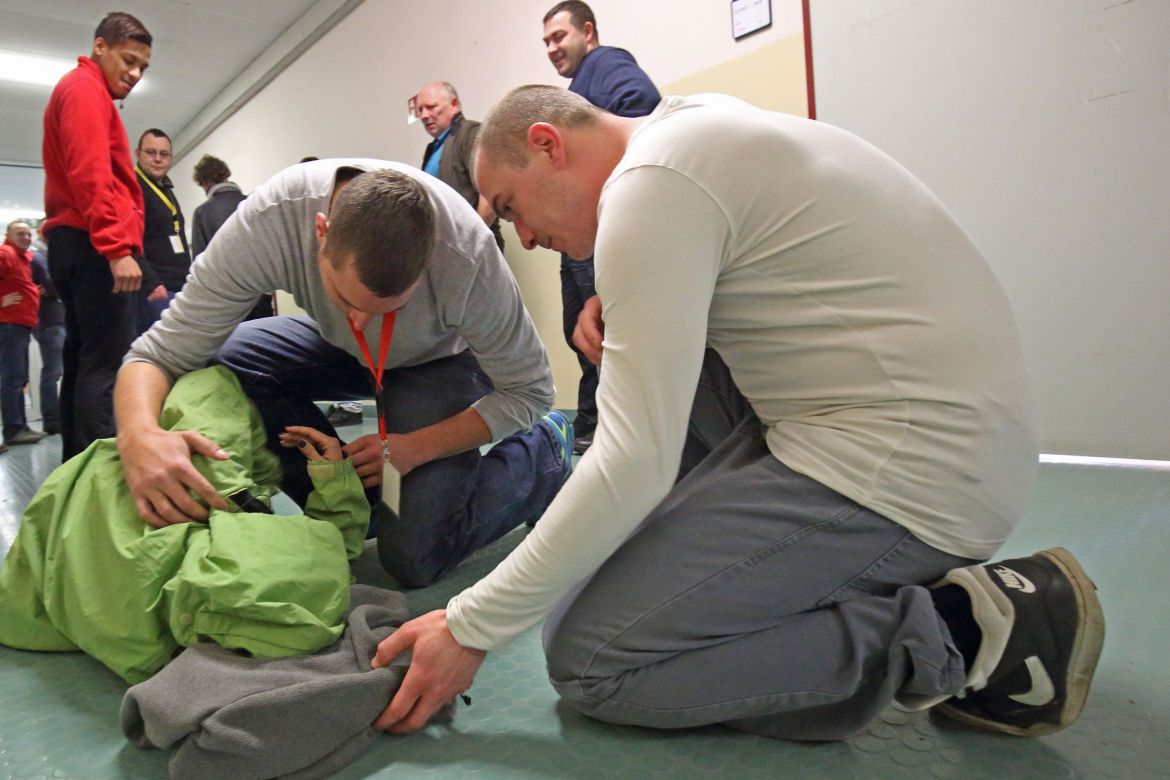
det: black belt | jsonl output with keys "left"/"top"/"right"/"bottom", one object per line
{"left": 226, "top": 488, "right": 272, "bottom": 514}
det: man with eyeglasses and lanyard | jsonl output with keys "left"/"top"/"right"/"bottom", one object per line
{"left": 134, "top": 128, "right": 191, "bottom": 333}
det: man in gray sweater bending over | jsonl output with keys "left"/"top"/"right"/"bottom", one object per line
{"left": 114, "top": 160, "right": 573, "bottom": 587}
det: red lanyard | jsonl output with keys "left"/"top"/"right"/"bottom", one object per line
{"left": 347, "top": 311, "right": 398, "bottom": 444}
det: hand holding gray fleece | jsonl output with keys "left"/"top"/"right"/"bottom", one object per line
{"left": 121, "top": 585, "right": 453, "bottom": 780}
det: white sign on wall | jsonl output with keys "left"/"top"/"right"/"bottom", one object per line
{"left": 731, "top": 0, "right": 773, "bottom": 40}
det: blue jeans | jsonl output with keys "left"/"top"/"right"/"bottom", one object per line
{"left": 560, "top": 254, "right": 598, "bottom": 436}
{"left": 543, "top": 349, "right": 977, "bottom": 740}
{"left": 33, "top": 324, "right": 65, "bottom": 429}
{"left": 0, "top": 322, "right": 32, "bottom": 439}
{"left": 214, "top": 315, "right": 567, "bottom": 587}
{"left": 135, "top": 289, "right": 176, "bottom": 335}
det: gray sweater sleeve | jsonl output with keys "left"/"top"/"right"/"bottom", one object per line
{"left": 404, "top": 162, "right": 554, "bottom": 436}
{"left": 445, "top": 234, "right": 555, "bottom": 436}
{"left": 124, "top": 173, "right": 305, "bottom": 380}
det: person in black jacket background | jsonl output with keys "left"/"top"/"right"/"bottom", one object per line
{"left": 540, "top": 0, "right": 661, "bottom": 454}
{"left": 191, "top": 154, "right": 272, "bottom": 320}
{"left": 134, "top": 128, "right": 191, "bottom": 333}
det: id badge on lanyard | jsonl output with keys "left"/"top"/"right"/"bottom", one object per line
{"left": 347, "top": 312, "right": 401, "bottom": 513}
{"left": 376, "top": 393, "right": 402, "bottom": 514}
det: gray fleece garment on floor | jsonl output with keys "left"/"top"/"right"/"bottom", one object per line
{"left": 121, "top": 585, "right": 452, "bottom": 780}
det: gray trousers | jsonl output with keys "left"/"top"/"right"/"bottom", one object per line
{"left": 543, "top": 350, "right": 976, "bottom": 741}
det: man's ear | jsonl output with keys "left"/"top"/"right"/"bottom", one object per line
{"left": 314, "top": 212, "right": 329, "bottom": 244}
{"left": 583, "top": 21, "right": 597, "bottom": 44}
{"left": 526, "top": 123, "right": 566, "bottom": 168}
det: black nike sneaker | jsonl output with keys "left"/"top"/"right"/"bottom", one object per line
{"left": 933, "top": 547, "right": 1105, "bottom": 736}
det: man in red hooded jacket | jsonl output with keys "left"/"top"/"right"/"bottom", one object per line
{"left": 41, "top": 11, "right": 152, "bottom": 460}
{"left": 0, "top": 220, "right": 45, "bottom": 451}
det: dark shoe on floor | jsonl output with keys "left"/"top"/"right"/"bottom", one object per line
{"left": 42, "top": 422, "right": 60, "bottom": 435}
{"left": 5, "top": 428, "right": 47, "bottom": 445}
{"left": 325, "top": 402, "right": 364, "bottom": 427}
{"left": 572, "top": 431, "right": 593, "bottom": 455}
{"left": 0, "top": 442, "right": 8, "bottom": 454}
{"left": 933, "top": 547, "right": 1105, "bottom": 736}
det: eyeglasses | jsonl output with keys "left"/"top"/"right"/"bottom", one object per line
{"left": 140, "top": 149, "right": 172, "bottom": 159}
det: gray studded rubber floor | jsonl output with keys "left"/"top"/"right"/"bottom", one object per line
{"left": 2, "top": 426, "right": 1168, "bottom": 778}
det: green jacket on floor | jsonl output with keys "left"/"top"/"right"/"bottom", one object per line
{"left": 0, "top": 367, "right": 369, "bottom": 684}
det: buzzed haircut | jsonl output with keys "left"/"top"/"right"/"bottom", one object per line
{"left": 95, "top": 11, "right": 152, "bottom": 48}
{"left": 192, "top": 155, "right": 231, "bottom": 188}
{"left": 137, "top": 128, "right": 170, "bottom": 149}
{"left": 326, "top": 170, "right": 436, "bottom": 298}
{"left": 543, "top": 0, "right": 598, "bottom": 39}
{"left": 478, "top": 85, "right": 600, "bottom": 169}
{"left": 6, "top": 220, "right": 31, "bottom": 232}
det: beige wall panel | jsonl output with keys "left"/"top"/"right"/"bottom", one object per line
{"left": 662, "top": 35, "right": 809, "bottom": 117}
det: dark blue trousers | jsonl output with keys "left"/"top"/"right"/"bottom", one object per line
{"left": 0, "top": 323, "right": 32, "bottom": 439}
{"left": 560, "top": 254, "right": 599, "bottom": 436}
{"left": 47, "top": 227, "right": 137, "bottom": 460}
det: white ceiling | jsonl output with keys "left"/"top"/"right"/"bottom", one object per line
{"left": 0, "top": 0, "right": 358, "bottom": 218}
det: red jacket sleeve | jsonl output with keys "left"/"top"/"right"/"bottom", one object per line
{"left": 0, "top": 245, "right": 19, "bottom": 279}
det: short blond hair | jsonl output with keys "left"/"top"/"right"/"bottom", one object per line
{"left": 477, "top": 85, "right": 600, "bottom": 169}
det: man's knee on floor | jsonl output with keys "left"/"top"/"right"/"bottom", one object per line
{"left": 375, "top": 539, "right": 446, "bottom": 589}
{"left": 547, "top": 662, "right": 625, "bottom": 713}
{"left": 543, "top": 620, "right": 628, "bottom": 707}
{"left": 212, "top": 332, "right": 248, "bottom": 369}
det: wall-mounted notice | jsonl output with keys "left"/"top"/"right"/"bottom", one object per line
{"left": 731, "top": 0, "right": 772, "bottom": 40}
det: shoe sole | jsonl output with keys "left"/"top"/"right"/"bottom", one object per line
{"left": 936, "top": 547, "right": 1105, "bottom": 737}
{"left": 326, "top": 415, "right": 364, "bottom": 426}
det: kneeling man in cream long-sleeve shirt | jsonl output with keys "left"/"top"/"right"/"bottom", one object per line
{"left": 373, "top": 87, "right": 1105, "bottom": 741}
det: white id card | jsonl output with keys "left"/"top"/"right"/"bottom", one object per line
{"left": 381, "top": 457, "right": 402, "bottom": 514}
{"left": 169, "top": 234, "right": 184, "bottom": 253}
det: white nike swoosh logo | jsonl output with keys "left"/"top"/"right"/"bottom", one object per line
{"left": 1009, "top": 655, "right": 1056, "bottom": 706}
{"left": 993, "top": 566, "right": 1037, "bottom": 593}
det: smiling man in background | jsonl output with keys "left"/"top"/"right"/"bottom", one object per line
{"left": 0, "top": 220, "right": 45, "bottom": 450}
{"left": 541, "top": 0, "right": 659, "bottom": 454}
{"left": 41, "top": 11, "right": 151, "bottom": 460}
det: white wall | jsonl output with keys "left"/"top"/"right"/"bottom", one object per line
{"left": 172, "top": 0, "right": 804, "bottom": 408}
{"left": 809, "top": 1, "right": 1170, "bottom": 460}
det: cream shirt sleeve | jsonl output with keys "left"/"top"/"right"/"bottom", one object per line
{"left": 446, "top": 166, "right": 730, "bottom": 649}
